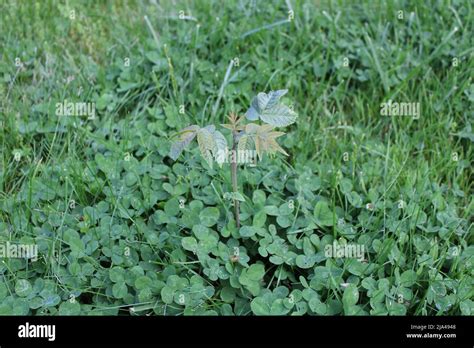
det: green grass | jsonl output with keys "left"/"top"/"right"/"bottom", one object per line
{"left": 0, "top": 0, "right": 472, "bottom": 316}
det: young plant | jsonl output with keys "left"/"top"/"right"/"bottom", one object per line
{"left": 169, "top": 90, "right": 298, "bottom": 228}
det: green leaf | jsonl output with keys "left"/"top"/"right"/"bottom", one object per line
{"left": 161, "top": 286, "right": 175, "bottom": 304}
{"left": 112, "top": 283, "right": 128, "bottom": 299}
{"left": 42, "top": 294, "right": 61, "bottom": 307}
{"left": 339, "top": 178, "right": 353, "bottom": 194}
{"left": 347, "top": 191, "right": 363, "bottom": 208}
{"left": 220, "top": 286, "right": 236, "bottom": 303}
{"left": 199, "top": 207, "right": 220, "bottom": 227}
{"left": 343, "top": 284, "right": 359, "bottom": 308}
{"left": 246, "top": 90, "right": 297, "bottom": 127}
{"left": 0, "top": 283, "right": 7, "bottom": 300}
{"left": 346, "top": 259, "right": 367, "bottom": 276}
{"left": 224, "top": 192, "right": 245, "bottom": 202}
{"left": 387, "top": 301, "right": 407, "bottom": 315}
{"left": 164, "top": 197, "right": 180, "bottom": 216}
{"left": 460, "top": 299, "right": 473, "bottom": 315}
{"left": 124, "top": 172, "right": 138, "bottom": 186}
{"left": 240, "top": 226, "right": 257, "bottom": 238}
{"left": 260, "top": 104, "right": 298, "bottom": 127}
{"left": 182, "top": 237, "right": 198, "bottom": 253}
{"left": 58, "top": 301, "right": 81, "bottom": 315}
{"left": 257, "top": 90, "right": 287, "bottom": 111}
{"left": 264, "top": 205, "right": 280, "bottom": 216}
{"left": 270, "top": 299, "right": 290, "bottom": 315}
{"left": 0, "top": 304, "right": 12, "bottom": 315}
{"left": 252, "top": 190, "right": 266, "bottom": 206}
{"left": 63, "top": 229, "right": 85, "bottom": 255}
{"left": 15, "top": 279, "right": 32, "bottom": 297}
{"left": 250, "top": 297, "right": 271, "bottom": 315}
{"left": 246, "top": 264, "right": 265, "bottom": 281}
{"left": 29, "top": 297, "right": 44, "bottom": 309}
{"left": 400, "top": 270, "right": 417, "bottom": 287}
{"left": 135, "top": 276, "right": 153, "bottom": 290}
{"left": 95, "top": 153, "right": 114, "bottom": 174}
{"left": 13, "top": 299, "right": 29, "bottom": 315}
{"left": 238, "top": 134, "right": 254, "bottom": 154}
{"left": 314, "top": 201, "right": 334, "bottom": 226}
{"left": 197, "top": 127, "right": 217, "bottom": 167}
{"left": 169, "top": 125, "right": 199, "bottom": 160}
{"left": 296, "top": 255, "right": 315, "bottom": 269}
{"left": 279, "top": 202, "right": 294, "bottom": 215}
{"left": 276, "top": 215, "right": 292, "bottom": 228}
{"left": 239, "top": 264, "right": 265, "bottom": 296}
{"left": 207, "top": 127, "right": 227, "bottom": 165}
{"left": 253, "top": 210, "right": 267, "bottom": 228}
{"left": 109, "top": 267, "right": 125, "bottom": 283}
{"left": 309, "top": 297, "right": 327, "bottom": 314}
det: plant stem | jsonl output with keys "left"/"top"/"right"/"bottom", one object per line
{"left": 231, "top": 130, "right": 240, "bottom": 228}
